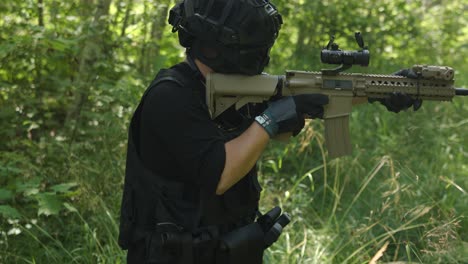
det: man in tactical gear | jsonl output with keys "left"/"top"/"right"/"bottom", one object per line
{"left": 118, "top": 0, "right": 422, "bottom": 263}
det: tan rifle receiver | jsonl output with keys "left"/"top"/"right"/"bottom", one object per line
{"left": 206, "top": 65, "right": 466, "bottom": 158}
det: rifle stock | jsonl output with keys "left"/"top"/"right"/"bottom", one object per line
{"left": 206, "top": 65, "right": 467, "bottom": 158}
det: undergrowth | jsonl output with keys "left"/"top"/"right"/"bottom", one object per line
{"left": 260, "top": 102, "right": 467, "bottom": 263}
{"left": 1, "top": 99, "right": 467, "bottom": 263}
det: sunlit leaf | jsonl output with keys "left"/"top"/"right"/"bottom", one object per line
{"left": 63, "top": 202, "right": 78, "bottom": 213}
{"left": 16, "top": 178, "right": 41, "bottom": 194}
{"left": 50, "top": 182, "right": 79, "bottom": 193}
{"left": 36, "top": 193, "right": 63, "bottom": 216}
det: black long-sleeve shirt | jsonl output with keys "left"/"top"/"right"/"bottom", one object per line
{"left": 139, "top": 63, "right": 226, "bottom": 194}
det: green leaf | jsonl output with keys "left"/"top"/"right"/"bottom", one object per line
{"left": 36, "top": 193, "right": 63, "bottom": 216}
{"left": 24, "top": 188, "right": 40, "bottom": 196}
{"left": 0, "top": 189, "right": 13, "bottom": 201}
{"left": 0, "top": 165, "right": 23, "bottom": 176}
{"left": 0, "top": 205, "right": 21, "bottom": 219}
{"left": 44, "top": 38, "right": 73, "bottom": 52}
{"left": 16, "top": 178, "right": 41, "bottom": 193}
{"left": 0, "top": 42, "right": 17, "bottom": 60}
{"left": 50, "top": 182, "right": 79, "bottom": 193}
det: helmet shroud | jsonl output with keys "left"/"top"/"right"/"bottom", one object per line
{"left": 169, "top": 0, "right": 283, "bottom": 75}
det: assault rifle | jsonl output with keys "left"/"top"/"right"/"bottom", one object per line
{"left": 206, "top": 33, "right": 468, "bottom": 158}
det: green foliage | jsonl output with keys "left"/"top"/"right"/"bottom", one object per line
{"left": 0, "top": 206, "right": 22, "bottom": 219}
{"left": 0, "top": 0, "right": 466, "bottom": 263}
{"left": 260, "top": 124, "right": 467, "bottom": 263}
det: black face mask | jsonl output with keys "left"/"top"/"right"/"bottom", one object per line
{"left": 192, "top": 39, "right": 272, "bottom": 75}
{"left": 237, "top": 46, "right": 271, "bottom": 75}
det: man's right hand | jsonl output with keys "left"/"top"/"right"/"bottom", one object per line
{"left": 254, "top": 94, "right": 329, "bottom": 138}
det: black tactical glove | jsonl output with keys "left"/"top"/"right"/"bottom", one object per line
{"left": 254, "top": 94, "right": 329, "bottom": 137}
{"left": 368, "top": 68, "right": 423, "bottom": 113}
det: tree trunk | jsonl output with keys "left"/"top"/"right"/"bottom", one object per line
{"left": 138, "top": 0, "right": 149, "bottom": 74}
{"left": 36, "top": 0, "right": 45, "bottom": 88}
{"left": 65, "top": 0, "right": 113, "bottom": 133}
{"left": 113, "top": 0, "right": 124, "bottom": 28}
{"left": 37, "top": 0, "right": 44, "bottom": 27}
{"left": 30, "top": 0, "right": 45, "bottom": 141}
{"left": 147, "top": 5, "right": 168, "bottom": 73}
{"left": 120, "top": 0, "right": 134, "bottom": 37}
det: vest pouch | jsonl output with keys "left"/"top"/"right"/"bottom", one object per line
{"left": 146, "top": 223, "right": 193, "bottom": 264}
{"left": 216, "top": 222, "right": 265, "bottom": 264}
{"left": 153, "top": 185, "right": 200, "bottom": 230}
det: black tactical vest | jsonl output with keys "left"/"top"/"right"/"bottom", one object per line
{"left": 118, "top": 64, "right": 262, "bottom": 254}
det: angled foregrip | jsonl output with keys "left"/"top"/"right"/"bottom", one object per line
{"left": 323, "top": 97, "right": 353, "bottom": 158}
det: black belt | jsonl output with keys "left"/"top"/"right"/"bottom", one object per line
{"left": 131, "top": 207, "right": 290, "bottom": 264}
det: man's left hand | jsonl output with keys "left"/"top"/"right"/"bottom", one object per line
{"left": 368, "top": 68, "right": 423, "bottom": 113}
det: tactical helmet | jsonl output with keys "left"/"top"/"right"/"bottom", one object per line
{"left": 169, "top": 0, "right": 283, "bottom": 75}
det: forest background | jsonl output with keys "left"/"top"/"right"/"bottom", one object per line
{"left": 0, "top": 0, "right": 467, "bottom": 263}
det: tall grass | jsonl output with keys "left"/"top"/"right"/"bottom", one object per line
{"left": 1, "top": 200, "right": 125, "bottom": 263}
{"left": 1, "top": 98, "right": 466, "bottom": 263}
{"left": 260, "top": 100, "right": 467, "bottom": 263}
